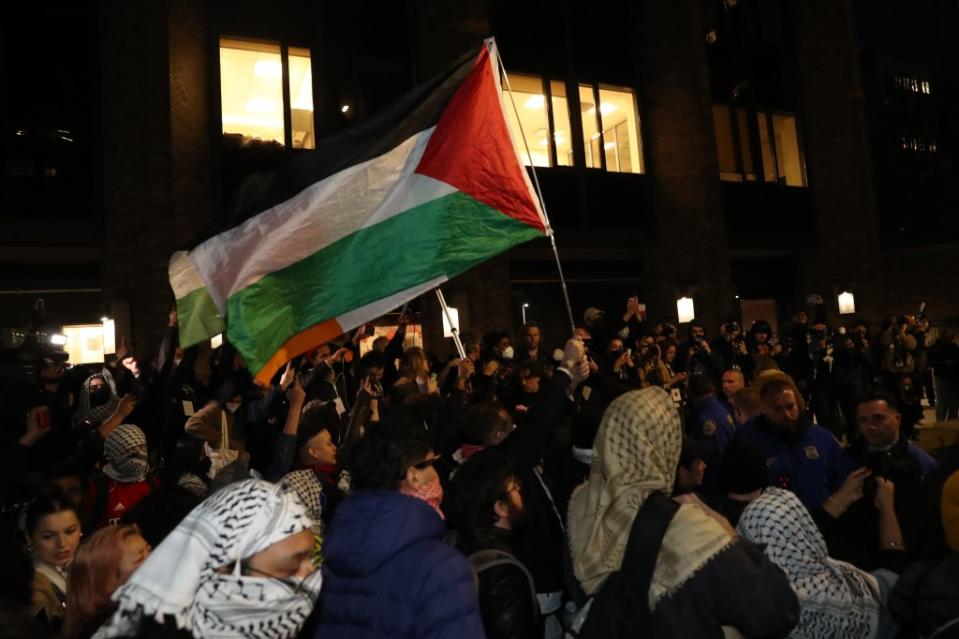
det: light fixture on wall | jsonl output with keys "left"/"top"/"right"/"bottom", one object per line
{"left": 442, "top": 307, "right": 460, "bottom": 338}
{"left": 677, "top": 296, "right": 696, "bottom": 323}
{"left": 837, "top": 291, "right": 856, "bottom": 315}
{"left": 522, "top": 303, "right": 529, "bottom": 325}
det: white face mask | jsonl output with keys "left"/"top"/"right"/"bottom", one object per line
{"left": 500, "top": 346, "right": 514, "bottom": 360}
{"left": 225, "top": 400, "right": 242, "bottom": 415}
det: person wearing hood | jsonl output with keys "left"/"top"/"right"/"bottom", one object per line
{"left": 567, "top": 387, "right": 799, "bottom": 637}
{"left": 738, "top": 487, "right": 897, "bottom": 639}
{"left": 91, "top": 479, "right": 321, "bottom": 639}
{"left": 90, "top": 423, "right": 156, "bottom": 529}
{"left": 72, "top": 373, "right": 120, "bottom": 433}
{"left": 315, "top": 419, "right": 484, "bottom": 639}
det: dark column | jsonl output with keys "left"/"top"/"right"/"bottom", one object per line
{"left": 636, "top": 0, "right": 735, "bottom": 330}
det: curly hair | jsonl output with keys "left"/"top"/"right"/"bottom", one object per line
{"left": 445, "top": 449, "right": 515, "bottom": 539}
{"left": 348, "top": 419, "right": 432, "bottom": 490}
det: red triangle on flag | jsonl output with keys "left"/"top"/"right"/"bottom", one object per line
{"left": 416, "top": 46, "right": 546, "bottom": 234}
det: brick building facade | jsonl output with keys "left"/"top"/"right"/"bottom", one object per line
{"left": 2, "top": 0, "right": 956, "bottom": 362}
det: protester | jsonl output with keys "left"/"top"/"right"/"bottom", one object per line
{"left": 738, "top": 488, "right": 898, "bottom": 639}
{"left": 446, "top": 449, "right": 540, "bottom": 639}
{"left": 567, "top": 387, "right": 799, "bottom": 637}
{"left": 315, "top": 420, "right": 484, "bottom": 638}
{"left": 25, "top": 492, "right": 83, "bottom": 634}
{"left": 64, "top": 524, "right": 151, "bottom": 639}
{"left": 91, "top": 479, "right": 320, "bottom": 638}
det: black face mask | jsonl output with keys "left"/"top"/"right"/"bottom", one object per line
{"left": 89, "top": 387, "right": 112, "bottom": 407}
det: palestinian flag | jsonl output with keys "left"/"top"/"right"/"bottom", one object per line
{"left": 170, "top": 40, "right": 548, "bottom": 384}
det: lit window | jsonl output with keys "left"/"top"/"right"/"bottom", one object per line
{"left": 713, "top": 104, "right": 757, "bottom": 182}
{"left": 502, "top": 75, "right": 643, "bottom": 173}
{"left": 288, "top": 47, "right": 315, "bottom": 149}
{"left": 757, "top": 111, "right": 806, "bottom": 186}
{"left": 579, "top": 84, "right": 643, "bottom": 173}
{"left": 219, "top": 38, "right": 315, "bottom": 149}
{"left": 504, "top": 74, "right": 551, "bottom": 167}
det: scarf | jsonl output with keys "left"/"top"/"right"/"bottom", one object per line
{"left": 568, "top": 387, "right": 734, "bottom": 603}
{"left": 282, "top": 469, "right": 324, "bottom": 535}
{"left": 103, "top": 424, "right": 149, "bottom": 483}
{"left": 72, "top": 371, "right": 120, "bottom": 429}
{"left": 92, "top": 479, "right": 321, "bottom": 639}
{"left": 401, "top": 475, "right": 445, "bottom": 521}
{"left": 737, "top": 488, "right": 880, "bottom": 639}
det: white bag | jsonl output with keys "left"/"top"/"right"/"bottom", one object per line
{"left": 204, "top": 408, "right": 238, "bottom": 478}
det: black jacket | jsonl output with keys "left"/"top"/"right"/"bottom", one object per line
{"left": 889, "top": 552, "right": 959, "bottom": 639}
{"left": 647, "top": 539, "right": 799, "bottom": 638}
{"left": 459, "top": 528, "right": 541, "bottom": 639}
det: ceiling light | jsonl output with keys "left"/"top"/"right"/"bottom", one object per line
{"left": 599, "top": 103, "right": 617, "bottom": 115}
{"left": 253, "top": 60, "right": 282, "bottom": 78}
{"left": 340, "top": 104, "right": 350, "bottom": 113}
{"left": 604, "top": 142, "right": 616, "bottom": 150}
{"left": 523, "top": 95, "right": 545, "bottom": 109}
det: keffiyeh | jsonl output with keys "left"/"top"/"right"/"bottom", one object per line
{"left": 568, "top": 387, "right": 734, "bottom": 603}
{"left": 282, "top": 469, "right": 323, "bottom": 535}
{"left": 737, "top": 488, "right": 881, "bottom": 639}
{"left": 103, "top": 424, "right": 149, "bottom": 483}
{"left": 93, "top": 479, "right": 322, "bottom": 639}
{"left": 72, "top": 371, "right": 120, "bottom": 429}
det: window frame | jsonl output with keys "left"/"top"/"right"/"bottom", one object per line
{"left": 502, "top": 72, "right": 644, "bottom": 174}
{"left": 217, "top": 37, "right": 315, "bottom": 150}
{"left": 713, "top": 102, "right": 807, "bottom": 187}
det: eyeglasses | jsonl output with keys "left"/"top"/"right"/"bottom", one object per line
{"left": 411, "top": 456, "right": 442, "bottom": 470}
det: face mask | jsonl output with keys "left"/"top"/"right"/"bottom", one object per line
{"left": 401, "top": 475, "right": 445, "bottom": 520}
{"left": 173, "top": 357, "right": 183, "bottom": 369}
{"left": 225, "top": 400, "right": 242, "bottom": 415}
{"left": 500, "top": 346, "right": 514, "bottom": 361}
{"left": 89, "top": 387, "right": 111, "bottom": 407}
{"left": 114, "top": 452, "right": 149, "bottom": 483}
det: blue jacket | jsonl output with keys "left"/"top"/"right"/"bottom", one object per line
{"left": 689, "top": 394, "right": 736, "bottom": 499}
{"left": 739, "top": 416, "right": 855, "bottom": 508}
{"left": 314, "top": 489, "right": 484, "bottom": 639}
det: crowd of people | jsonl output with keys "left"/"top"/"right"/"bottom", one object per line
{"left": 1, "top": 297, "right": 958, "bottom": 639}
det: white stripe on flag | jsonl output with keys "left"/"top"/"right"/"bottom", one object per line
{"left": 190, "top": 126, "right": 456, "bottom": 312}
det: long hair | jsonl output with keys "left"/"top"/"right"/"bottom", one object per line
{"left": 64, "top": 524, "right": 141, "bottom": 639}
{"left": 398, "top": 347, "right": 429, "bottom": 380}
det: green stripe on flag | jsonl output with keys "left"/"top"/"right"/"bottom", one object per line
{"left": 226, "top": 191, "right": 542, "bottom": 372}
{"left": 176, "top": 286, "right": 226, "bottom": 347}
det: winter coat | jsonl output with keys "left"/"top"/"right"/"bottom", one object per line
{"left": 315, "top": 489, "right": 484, "bottom": 639}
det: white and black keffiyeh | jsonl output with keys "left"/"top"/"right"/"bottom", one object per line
{"left": 103, "top": 424, "right": 149, "bottom": 483}
{"left": 281, "top": 469, "right": 323, "bottom": 535}
{"left": 72, "top": 371, "right": 120, "bottom": 428}
{"left": 737, "top": 488, "right": 881, "bottom": 639}
{"left": 92, "top": 479, "right": 322, "bottom": 639}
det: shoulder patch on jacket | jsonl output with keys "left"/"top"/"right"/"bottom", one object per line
{"left": 702, "top": 419, "right": 717, "bottom": 436}
{"left": 804, "top": 445, "right": 820, "bottom": 460}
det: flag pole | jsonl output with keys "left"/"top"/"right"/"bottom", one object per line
{"left": 435, "top": 288, "right": 467, "bottom": 359}
{"left": 489, "top": 38, "right": 577, "bottom": 337}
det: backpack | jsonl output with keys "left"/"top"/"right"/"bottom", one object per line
{"left": 468, "top": 548, "right": 539, "bottom": 624}
{"left": 567, "top": 492, "right": 680, "bottom": 639}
